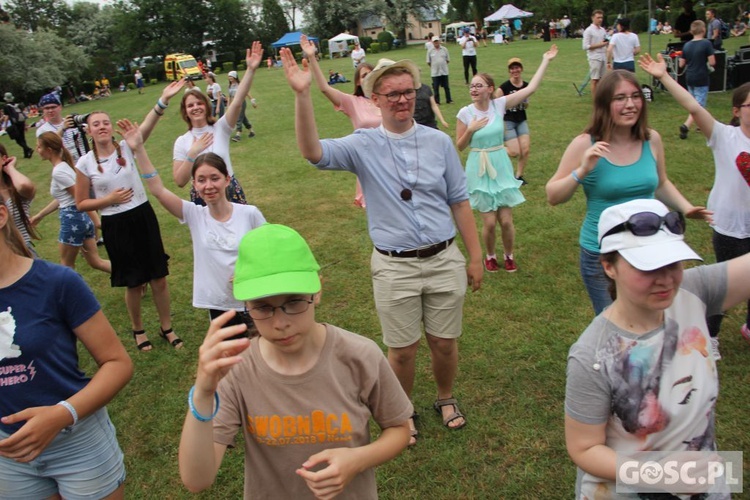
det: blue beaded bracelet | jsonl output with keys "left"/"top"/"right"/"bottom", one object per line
{"left": 188, "top": 385, "right": 220, "bottom": 422}
{"left": 571, "top": 170, "right": 583, "bottom": 184}
{"left": 140, "top": 171, "right": 159, "bottom": 179}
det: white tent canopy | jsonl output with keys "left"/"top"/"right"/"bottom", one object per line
{"left": 484, "top": 4, "right": 533, "bottom": 23}
{"left": 328, "top": 33, "right": 359, "bottom": 59}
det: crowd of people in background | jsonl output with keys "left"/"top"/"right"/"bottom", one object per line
{"left": 2, "top": 17, "right": 750, "bottom": 498}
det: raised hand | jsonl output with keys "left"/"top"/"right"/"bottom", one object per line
{"left": 246, "top": 41, "right": 264, "bottom": 71}
{"left": 281, "top": 47, "right": 311, "bottom": 93}
{"left": 116, "top": 119, "right": 143, "bottom": 151}
{"left": 161, "top": 78, "right": 187, "bottom": 105}
{"left": 639, "top": 53, "right": 667, "bottom": 79}
{"left": 300, "top": 34, "right": 316, "bottom": 59}
{"left": 544, "top": 44, "right": 559, "bottom": 61}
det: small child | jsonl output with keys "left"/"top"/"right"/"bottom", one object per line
{"left": 179, "top": 224, "right": 412, "bottom": 499}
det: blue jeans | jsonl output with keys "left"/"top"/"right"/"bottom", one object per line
{"left": 580, "top": 246, "right": 612, "bottom": 315}
{"left": 707, "top": 230, "right": 750, "bottom": 336}
{"left": 688, "top": 85, "right": 708, "bottom": 107}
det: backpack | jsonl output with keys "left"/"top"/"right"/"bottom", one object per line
{"left": 4, "top": 102, "right": 26, "bottom": 124}
{"left": 719, "top": 19, "right": 730, "bottom": 39}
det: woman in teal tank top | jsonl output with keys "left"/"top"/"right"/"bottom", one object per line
{"left": 545, "top": 70, "right": 709, "bottom": 314}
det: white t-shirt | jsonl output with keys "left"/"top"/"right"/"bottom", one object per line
{"left": 206, "top": 82, "right": 222, "bottom": 102}
{"left": 458, "top": 35, "right": 477, "bottom": 56}
{"left": 173, "top": 115, "right": 235, "bottom": 177}
{"left": 583, "top": 24, "right": 608, "bottom": 61}
{"left": 609, "top": 32, "right": 640, "bottom": 63}
{"left": 456, "top": 96, "right": 507, "bottom": 127}
{"left": 707, "top": 121, "right": 750, "bottom": 238}
{"left": 50, "top": 162, "right": 77, "bottom": 208}
{"left": 351, "top": 47, "right": 366, "bottom": 68}
{"left": 75, "top": 141, "right": 148, "bottom": 216}
{"left": 179, "top": 200, "right": 266, "bottom": 310}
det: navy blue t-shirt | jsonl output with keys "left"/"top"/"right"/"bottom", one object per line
{"left": 681, "top": 38, "right": 715, "bottom": 87}
{"left": 0, "top": 260, "right": 100, "bottom": 434}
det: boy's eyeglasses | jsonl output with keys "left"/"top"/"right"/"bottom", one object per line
{"left": 600, "top": 211, "right": 685, "bottom": 245}
{"left": 244, "top": 296, "right": 315, "bottom": 320}
{"left": 373, "top": 89, "right": 417, "bottom": 102}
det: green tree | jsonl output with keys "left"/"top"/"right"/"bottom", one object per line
{"left": 5, "top": 0, "right": 71, "bottom": 31}
{"left": 0, "top": 24, "right": 89, "bottom": 99}
{"left": 302, "top": 0, "right": 369, "bottom": 37}
{"left": 205, "top": 0, "right": 255, "bottom": 63}
{"left": 257, "top": 0, "right": 290, "bottom": 49}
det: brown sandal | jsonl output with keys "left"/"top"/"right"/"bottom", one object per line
{"left": 433, "top": 397, "right": 467, "bottom": 430}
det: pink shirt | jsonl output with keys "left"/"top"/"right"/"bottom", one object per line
{"left": 334, "top": 93, "right": 382, "bottom": 130}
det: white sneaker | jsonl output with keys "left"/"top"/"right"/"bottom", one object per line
{"left": 231, "top": 135, "right": 240, "bottom": 142}
{"left": 710, "top": 337, "right": 721, "bottom": 361}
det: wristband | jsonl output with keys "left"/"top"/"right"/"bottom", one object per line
{"left": 140, "top": 171, "right": 159, "bottom": 179}
{"left": 186, "top": 156, "right": 196, "bottom": 163}
{"left": 153, "top": 106, "right": 164, "bottom": 116}
{"left": 156, "top": 98, "right": 168, "bottom": 109}
{"left": 250, "top": 98, "right": 257, "bottom": 105}
{"left": 57, "top": 400, "right": 78, "bottom": 426}
{"left": 188, "top": 385, "right": 220, "bottom": 422}
{"left": 571, "top": 170, "right": 583, "bottom": 184}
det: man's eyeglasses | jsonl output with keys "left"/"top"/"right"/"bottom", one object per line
{"left": 611, "top": 92, "right": 644, "bottom": 104}
{"left": 600, "top": 211, "right": 685, "bottom": 244}
{"left": 243, "top": 296, "right": 314, "bottom": 321}
{"left": 373, "top": 89, "right": 418, "bottom": 102}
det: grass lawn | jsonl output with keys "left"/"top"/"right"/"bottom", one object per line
{"left": 4, "top": 33, "right": 750, "bottom": 499}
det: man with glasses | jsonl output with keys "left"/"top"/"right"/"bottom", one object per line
{"left": 35, "top": 93, "right": 89, "bottom": 163}
{"left": 282, "top": 53, "right": 483, "bottom": 445}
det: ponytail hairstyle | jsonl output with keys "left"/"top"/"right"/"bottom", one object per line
{"left": 0, "top": 143, "right": 40, "bottom": 242}
{"left": 87, "top": 112, "right": 124, "bottom": 173}
{"left": 38, "top": 132, "right": 75, "bottom": 173}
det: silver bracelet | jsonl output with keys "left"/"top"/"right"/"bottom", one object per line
{"left": 57, "top": 400, "right": 78, "bottom": 426}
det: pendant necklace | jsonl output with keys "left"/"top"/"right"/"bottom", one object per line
{"left": 385, "top": 127, "right": 420, "bottom": 201}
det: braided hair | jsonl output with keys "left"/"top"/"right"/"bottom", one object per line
{"left": 86, "top": 112, "right": 125, "bottom": 173}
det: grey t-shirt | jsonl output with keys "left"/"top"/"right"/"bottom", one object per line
{"left": 566, "top": 263, "right": 728, "bottom": 498}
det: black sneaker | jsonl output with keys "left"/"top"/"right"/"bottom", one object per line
{"left": 679, "top": 124, "right": 688, "bottom": 140}
{"left": 96, "top": 238, "right": 105, "bottom": 247}
{"left": 248, "top": 131, "right": 256, "bottom": 138}
{"left": 516, "top": 176, "right": 528, "bottom": 186}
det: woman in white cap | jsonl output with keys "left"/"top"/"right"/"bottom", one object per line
{"left": 173, "top": 43, "right": 263, "bottom": 205}
{"left": 565, "top": 198, "right": 749, "bottom": 498}
{"left": 300, "top": 34, "right": 378, "bottom": 208}
{"left": 227, "top": 70, "right": 257, "bottom": 142}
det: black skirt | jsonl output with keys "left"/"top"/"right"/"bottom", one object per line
{"left": 102, "top": 202, "right": 169, "bottom": 288}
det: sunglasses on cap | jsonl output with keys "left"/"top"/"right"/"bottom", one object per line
{"left": 599, "top": 211, "right": 685, "bottom": 245}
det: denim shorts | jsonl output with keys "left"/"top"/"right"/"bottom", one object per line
{"left": 58, "top": 206, "right": 96, "bottom": 247}
{"left": 0, "top": 407, "right": 125, "bottom": 500}
{"left": 504, "top": 120, "right": 529, "bottom": 141}
{"left": 579, "top": 246, "right": 613, "bottom": 316}
{"left": 688, "top": 85, "right": 708, "bottom": 108}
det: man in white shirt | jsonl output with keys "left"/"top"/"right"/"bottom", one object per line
{"left": 582, "top": 10, "right": 609, "bottom": 98}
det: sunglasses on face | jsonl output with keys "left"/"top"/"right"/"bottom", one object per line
{"left": 599, "top": 211, "right": 686, "bottom": 245}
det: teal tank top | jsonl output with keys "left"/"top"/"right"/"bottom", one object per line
{"left": 579, "top": 139, "right": 659, "bottom": 252}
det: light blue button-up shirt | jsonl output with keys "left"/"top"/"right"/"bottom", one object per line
{"left": 314, "top": 123, "right": 468, "bottom": 252}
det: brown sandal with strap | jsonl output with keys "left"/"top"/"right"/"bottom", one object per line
{"left": 433, "top": 397, "right": 467, "bottom": 430}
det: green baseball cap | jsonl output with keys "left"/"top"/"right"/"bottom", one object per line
{"left": 233, "top": 224, "right": 321, "bottom": 301}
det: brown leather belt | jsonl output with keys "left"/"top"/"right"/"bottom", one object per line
{"left": 376, "top": 238, "right": 454, "bottom": 259}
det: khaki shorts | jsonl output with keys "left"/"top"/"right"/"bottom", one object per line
{"left": 589, "top": 59, "right": 607, "bottom": 80}
{"left": 371, "top": 242, "right": 467, "bottom": 348}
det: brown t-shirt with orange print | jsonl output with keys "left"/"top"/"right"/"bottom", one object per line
{"left": 213, "top": 323, "right": 413, "bottom": 499}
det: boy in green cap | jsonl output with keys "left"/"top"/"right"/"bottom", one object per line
{"left": 179, "top": 224, "right": 412, "bottom": 499}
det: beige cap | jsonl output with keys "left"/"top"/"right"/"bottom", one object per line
{"left": 507, "top": 57, "right": 523, "bottom": 68}
{"left": 362, "top": 58, "right": 421, "bottom": 98}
